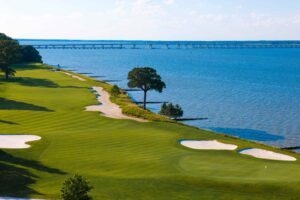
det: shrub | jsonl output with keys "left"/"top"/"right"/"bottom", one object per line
{"left": 159, "top": 103, "right": 183, "bottom": 119}
{"left": 61, "top": 174, "right": 93, "bottom": 200}
{"left": 110, "top": 85, "right": 121, "bottom": 97}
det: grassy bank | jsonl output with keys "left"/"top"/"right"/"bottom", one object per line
{"left": 0, "top": 63, "right": 300, "bottom": 200}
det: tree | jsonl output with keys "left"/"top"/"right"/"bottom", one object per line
{"left": 110, "top": 85, "right": 121, "bottom": 97}
{"left": 127, "top": 67, "right": 166, "bottom": 109}
{"left": 1, "top": 66, "right": 16, "bottom": 79}
{"left": 20, "top": 45, "right": 43, "bottom": 63}
{"left": 61, "top": 174, "right": 93, "bottom": 200}
{"left": 0, "top": 33, "right": 22, "bottom": 79}
{"left": 159, "top": 103, "right": 183, "bottom": 119}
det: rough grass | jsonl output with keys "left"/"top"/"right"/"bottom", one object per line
{"left": 0, "top": 63, "right": 300, "bottom": 200}
{"left": 105, "top": 83, "right": 171, "bottom": 122}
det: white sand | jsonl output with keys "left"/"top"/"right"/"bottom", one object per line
{"left": 0, "top": 135, "right": 41, "bottom": 149}
{"left": 62, "top": 71, "right": 86, "bottom": 81}
{"left": 180, "top": 140, "right": 238, "bottom": 150}
{"left": 85, "top": 87, "right": 147, "bottom": 122}
{"left": 239, "top": 148, "right": 296, "bottom": 161}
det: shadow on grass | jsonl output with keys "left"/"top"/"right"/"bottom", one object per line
{"left": 1, "top": 77, "right": 59, "bottom": 88}
{"left": 0, "top": 119, "right": 18, "bottom": 125}
{"left": 12, "top": 63, "right": 46, "bottom": 71}
{"left": 0, "top": 98, "right": 53, "bottom": 112}
{"left": 0, "top": 162, "right": 40, "bottom": 197}
{"left": 0, "top": 77, "right": 87, "bottom": 90}
{"left": 0, "top": 150, "right": 66, "bottom": 175}
{"left": 0, "top": 149, "right": 66, "bottom": 197}
{"left": 0, "top": 150, "right": 66, "bottom": 197}
{"left": 60, "top": 86, "right": 88, "bottom": 89}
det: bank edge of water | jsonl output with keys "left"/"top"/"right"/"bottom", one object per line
{"left": 47, "top": 64, "right": 299, "bottom": 156}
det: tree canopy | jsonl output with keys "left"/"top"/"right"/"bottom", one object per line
{"left": 0, "top": 33, "right": 42, "bottom": 79}
{"left": 159, "top": 103, "right": 183, "bottom": 119}
{"left": 20, "top": 45, "right": 43, "bottom": 63}
{"left": 0, "top": 33, "right": 22, "bottom": 67}
{"left": 61, "top": 174, "right": 93, "bottom": 200}
{"left": 127, "top": 67, "right": 165, "bottom": 109}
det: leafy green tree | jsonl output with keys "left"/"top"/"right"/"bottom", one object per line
{"left": 160, "top": 102, "right": 167, "bottom": 114}
{"left": 61, "top": 174, "right": 93, "bottom": 200}
{"left": 0, "top": 33, "right": 22, "bottom": 79}
{"left": 127, "top": 67, "right": 166, "bottom": 109}
{"left": 20, "top": 45, "right": 43, "bottom": 63}
{"left": 159, "top": 103, "right": 183, "bottom": 119}
{"left": 110, "top": 85, "right": 121, "bottom": 97}
{"left": 173, "top": 104, "right": 184, "bottom": 119}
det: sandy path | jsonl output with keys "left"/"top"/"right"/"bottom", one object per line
{"left": 239, "top": 148, "right": 296, "bottom": 161}
{"left": 180, "top": 140, "right": 237, "bottom": 150}
{"left": 85, "top": 87, "right": 147, "bottom": 122}
{"left": 61, "top": 71, "right": 86, "bottom": 81}
{"left": 0, "top": 135, "right": 41, "bottom": 149}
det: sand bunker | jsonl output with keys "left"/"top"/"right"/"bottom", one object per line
{"left": 0, "top": 135, "right": 41, "bottom": 149}
{"left": 61, "top": 71, "right": 86, "bottom": 81}
{"left": 180, "top": 140, "right": 237, "bottom": 150}
{"left": 239, "top": 148, "right": 296, "bottom": 161}
{"left": 85, "top": 87, "right": 147, "bottom": 122}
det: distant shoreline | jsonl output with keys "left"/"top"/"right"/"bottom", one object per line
{"left": 18, "top": 39, "right": 300, "bottom": 43}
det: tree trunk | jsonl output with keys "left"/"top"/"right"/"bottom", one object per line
{"left": 143, "top": 90, "right": 147, "bottom": 110}
{"left": 5, "top": 71, "right": 8, "bottom": 80}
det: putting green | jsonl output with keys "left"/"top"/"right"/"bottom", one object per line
{"left": 0, "top": 63, "right": 299, "bottom": 200}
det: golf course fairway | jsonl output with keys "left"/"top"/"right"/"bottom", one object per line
{"left": 0, "top": 64, "right": 300, "bottom": 200}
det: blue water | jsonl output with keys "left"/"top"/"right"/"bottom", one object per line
{"left": 19, "top": 40, "right": 300, "bottom": 148}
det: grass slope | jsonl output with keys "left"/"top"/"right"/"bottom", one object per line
{"left": 0, "top": 64, "right": 299, "bottom": 200}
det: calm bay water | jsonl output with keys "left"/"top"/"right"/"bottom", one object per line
{"left": 20, "top": 40, "right": 300, "bottom": 149}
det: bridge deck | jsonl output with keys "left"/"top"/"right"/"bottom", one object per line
{"left": 32, "top": 43, "right": 300, "bottom": 49}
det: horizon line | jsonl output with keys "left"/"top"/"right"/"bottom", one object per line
{"left": 17, "top": 38, "right": 300, "bottom": 42}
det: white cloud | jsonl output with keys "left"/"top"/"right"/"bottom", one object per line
{"left": 235, "top": 5, "right": 243, "bottom": 10}
{"left": 134, "top": 0, "right": 153, "bottom": 6}
{"left": 292, "top": 15, "right": 300, "bottom": 24}
{"left": 0, "top": 0, "right": 299, "bottom": 40}
{"left": 163, "top": 0, "right": 175, "bottom": 5}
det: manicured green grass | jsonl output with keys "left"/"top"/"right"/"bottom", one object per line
{"left": 0, "top": 63, "right": 300, "bottom": 199}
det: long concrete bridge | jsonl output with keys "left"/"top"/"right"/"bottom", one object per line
{"left": 32, "top": 43, "right": 300, "bottom": 50}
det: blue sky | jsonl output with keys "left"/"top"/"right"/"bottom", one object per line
{"left": 0, "top": 0, "right": 300, "bottom": 40}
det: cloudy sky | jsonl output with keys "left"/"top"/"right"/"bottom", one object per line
{"left": 1, "top": 0, "right": 300, "bottom": 40}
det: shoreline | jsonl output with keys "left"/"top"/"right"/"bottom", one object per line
{"left": 56, "top": 65, "right": 299, "bottom": 156}
{"left": 1, "top": 63, "right": 300, "bottom": 199}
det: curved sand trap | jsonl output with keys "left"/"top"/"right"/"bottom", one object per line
{"left": 180, "top": 140, "right": 237, "bottom": 150}
{"left": 85, "top": 87, "right": 147, "bottom": 122}
{"left": 239, "top": 148, "right": 296, "bottom": 161}
{"left": 0, "top": 135, "right": 41, "bottom": 149}
{"left": 62, "top": 71, "right": 86, "bottom": 81}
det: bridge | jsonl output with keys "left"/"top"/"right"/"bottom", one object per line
{"left": 32, "top": 43, "right": 300, "bottom": 50}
